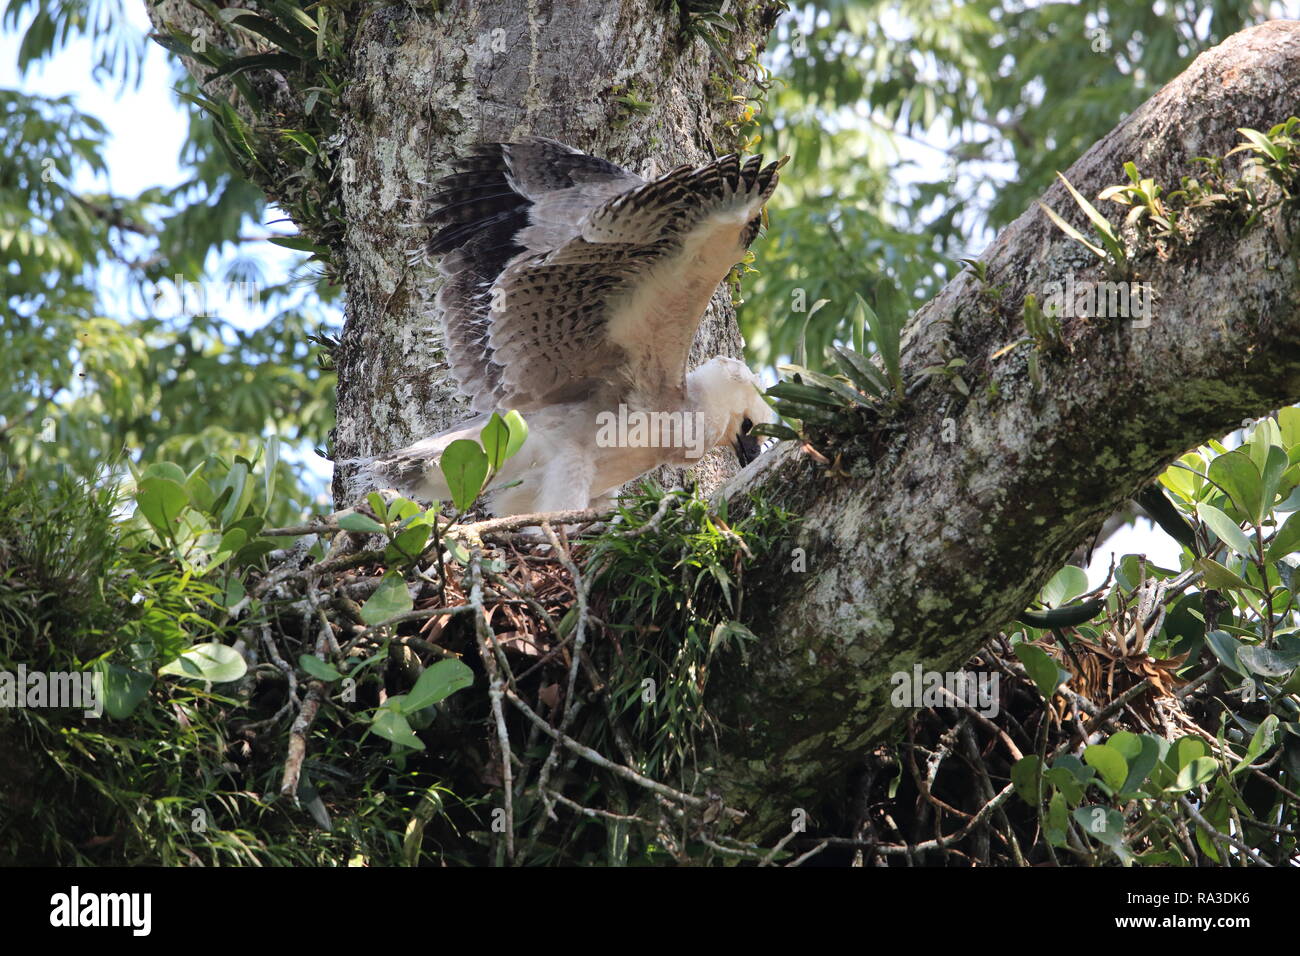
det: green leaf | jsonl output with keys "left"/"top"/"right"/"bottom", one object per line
{"left": 359, "top": 573, "right": 413, "bottom": 626}
{"left": 264, "top": 435, "right": 280, "bottom": 506}
{"left": 370, "top": 707, "right": 425, "bottom": 750}
{"left": 143, "top": 461, "right": 188, "bottom": 484}
{"left": 159, "top": 643, "right": 247, "bottom": 683}
{"left": 767, "top": 380, "right": 847, "bottom": 407}
{"left": 1167, "top": 735, "right": 1211, "bottom": 771}
{"left": 1083, "top": 743, "right": 1128, "bottom": 791}
{"left": 338, "top": 512, "right": 385, "bottom": 533}
{"left": 206, "top": 51, "right": 302, "bottom": 82}
{"left": 135, "top": 477, "right": 190, "bottom": 539}
{"left": 1278, "top": 407, "right": 1300, "bottom": 450}
{"left": 1014, "top": 643, "right": 1068, "bottom": 698}
{"left": 1203, "top": 629, "right": 1245, "bottom": 674}
{"left": 1172, "top": 756, "right": 1218, "bottom": 792}
{"left": 401, "top": 659, "right": 474, "bottom": 712}
{"left": 218, "top": 461, "right": 254, "bottom": 528}
{"left": 1196, "top": 503, "right": 1255, "bottom": 558}
{"left": 1046, "top": 790, "right": 1070, "bottom": 847}
{"left": 479, "top": 413, "right": 512, "bottom": 471}
{"left": 1231, "top": 714, "right": 1279, "bottom": 775}
{"left": 440, "top": 439, "right": 490, "bottom": 511}
{"left": 830, "top": 345, "right": 891, "bottom": 397}
{"left": 299, "top": 655, "right": 343, "bottom": 682}
{"left": 1039, "top": 201, "right": 1105, "bottom": 259}
{"left": 1258, "top": 444, "right": 1290, "bottom": 522}
{"left": 386, "top": 524, "right": 431, "bottom": 564}
{"left": 1040, "top": 565, "right": 1089, "bottom": 607}
{"left": 502, "top": 410, "right": 529, "bottom": 460}
{"left": 1267, "top": 510, "right": 1300, "bottom": 562}
{"left": 1118, "top": 734, "right": 1161, "bottom": 795}
{"left": 751, "top": 422, "right": 800, "bottom": 442}
{"left": 1010, "top": 755, "right": 1042, "bottom": 804}
{"left": 777, "top": 363, "right": 875, "bottom": 407}
{"left": 366, "top": 492, "right": 390, "bottom": 523}
{"left": 856, "top": 292, "right": 904, "bottom": 397}
{"left": 1194, "top": 557, "right": 1255, "bottom": 593}
{"left": 1074, "top": 805, "right": 1125, "bottom": 847}
{"left": 1207, "top": 450, "right": 1261, "bottom": 520}
{"left": 99, "top": 662, "right": 153, "bottom": 719}
{"left": 1238, "top": 644, "right": 1300, "bottom": 678}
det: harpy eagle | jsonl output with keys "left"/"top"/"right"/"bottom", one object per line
{"left": 366, "top": 137, "right": 782, "bottom": 515}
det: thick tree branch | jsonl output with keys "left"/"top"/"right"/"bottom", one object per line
{"left": 713, "top": 20, "right": 1300, "bottom": 835}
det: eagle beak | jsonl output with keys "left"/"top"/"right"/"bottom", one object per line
{"left": 735, "top": 433, "right": 760, "bottom": 467}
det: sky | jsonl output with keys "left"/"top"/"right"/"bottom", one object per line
{"left": 0, "top": 3, "right": 1187, "bottom": 583}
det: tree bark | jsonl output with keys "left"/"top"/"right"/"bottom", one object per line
{"left": 708, "top": 20, "right": 1300, "bottom": 836}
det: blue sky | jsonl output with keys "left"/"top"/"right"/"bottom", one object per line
{"left": 0, "top": 4, "right": 1185, "bottom": 581}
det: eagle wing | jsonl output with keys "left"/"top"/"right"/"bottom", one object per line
{"left": 425, "top": 137, "right": 781, "bottom": 412}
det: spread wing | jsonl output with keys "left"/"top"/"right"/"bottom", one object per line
{"left": 425, "top": 137, "right": 782, "bottom": 412}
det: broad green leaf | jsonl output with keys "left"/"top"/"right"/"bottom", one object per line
{"left": 1040, "top": 565, "right": 1089, "bottom": 607}
{"left": 1172, "top": 756, "right": 1218, "bottom": 792}
{"left": 439, "top": 439, "right": 490, "bottom": 512}
{"left": 1279, "top": 407, "right": 1300, "bottom": 449}
{"left": 386, "top": 524, "right": 431, "bottom": 563}
{"left": 1267, "top": 510, "right": 1300, "bottom": 561}
{"left": 135, "top": 477, "right": 190, "bottom": 538}
{"left": 1014, "top": 643, "right": 1067, "bottom": 698}
{"left": 98, "top": 662, "right": 153, "bottom": 719}
{"left": 370, "top": 707, "right": 425, "bottom": 750}
{"left": 1207, "top": 450, "right": 1261, "bottom": 520}
{"left": 1010, "top": 755, "right": 1042, "bottom": 804}
{"left": 1167, "top": 735, "right": 1211, "bottom": 771}
{"left": 218, "top": 461, "right": 254, "bottom": 529}
{"left": 1118, "top": 734, "right": 1161, "bottom": 795}
{"left": 143, "top": 461, "right": 188, "bottom": 484}
{"left": 366, "top": 492, "right": 390, "bottom": 523}
{"left": 1083, "top": 743, "right": 1128, "bottom": 791}
{"left": 1231, "top": 714, "right": 1279, "bottom": 775}
{"left": 299, "top": 655, "right": 343, "bottom": 682}
{"left": 1238, "top": 644, "right": 1300, "bottom": 677}
{"left": 1073, "top": 805, "right": 1125, "bottom": 847}
{"left": 338, "top": 512, "right": 385, "bottom": 533}
{"left": 1203, "top": 629, "right": 1245, "bottom": 674}
{"left": 401, "top": 659, "right": 475, "bottom": 712}
{"left": 159, "top": 643, "right": 247, "bottom": 683}
{"left": 1196, "top": 503, "right": 1255, "bottom": 558}
{"left": 1194, "top": 557, "right": 1255, "bottom": 593}
{"left": 1258, "top": 444, "right": 1290, "bottom": 521}
{"left": 360, "top": 573, "right": 413, "bottom": 626}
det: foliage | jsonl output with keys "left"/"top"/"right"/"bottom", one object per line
{"left": 582, "top": 484, "right": 797, "bottom": 780}
{"left": 1, "top": 4, "right": 337, "bottom": 515}
{"left": 997, "top": 412, "right": 1300, "bottom": 865}
{"left": 0, "top": 466, "right": 465, "bottom": 864}
{"left": 741, "top": 0, "right": 1277, "bottom": 371}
